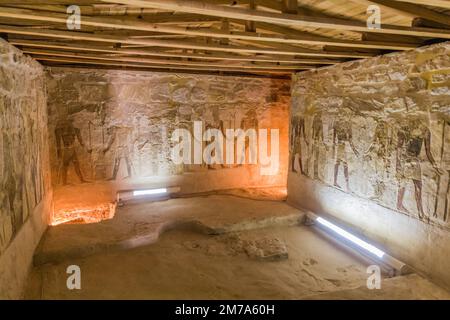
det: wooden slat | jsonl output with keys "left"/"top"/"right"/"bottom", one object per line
{"left": 394, "top": 0, "right": 450, "bottom": 10}
{"left": 11, "top": 39, "right": 341, "bottom": 64}
{"left": 350, "top": 0, "right": 450, "bottom": 26}
{"left": 282, "top": 0, "right": 298, "bottom": 14}
{"left": 0, "top": 7, "right": 417, "bottom": 50}
{"left": 32, "top": 56, "right": 292, "bottom": 75}
{"left": 0, "top": 0, "right": 100, "bottom": 4}
{"left": 22, "top": 48, "right": 311, "bottom": 70}
{"left": 0, "top": 25, "right": 374, "bottom": 58}
{"left": 412, "top": 17, "right": 450, "bottom": 29}
{"left": 102, "top": 0, "right": 450, "bottom": 38}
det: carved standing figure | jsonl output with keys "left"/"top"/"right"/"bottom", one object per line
{"left": 103, "top": 125, "right": 134, "bottom": 180}
{"left": 364, "top": 120, "right": 393, "bottom": 200}
{"left": 205, "top": 107, "right": 226, "bottom": 169}
{"left": 396, "top": 118, "right": 441, "bottom": 220}
{"left": 291, "top": 115, "right": 308, "bottom": 174}
{"left": 332, "top": 115, "right": 359, "bottom": 191}
{"left": 55, "top": 119, "right": 90, "bottom": 185}
{"left": 238, "top": 109, "right": 259, "bottom": 166}
{"left": 309, "top": 111, "right": 326, "bottom": 180}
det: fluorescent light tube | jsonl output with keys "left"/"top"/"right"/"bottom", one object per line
{"left": 133, "top": 188, "right": 168, "bottom": 196}
{"left": 316, "top": 217, "right": 385, "bottom": 258}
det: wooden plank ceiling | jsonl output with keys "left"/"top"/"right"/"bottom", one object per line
{"left": 0, "top": 0, "right": 449, "bottom": 77}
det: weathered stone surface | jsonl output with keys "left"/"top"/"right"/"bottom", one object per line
{"left": 290, "top": 41, "right": 450, "bottom": 224}
{"left": 0, "top": 39, "right": 51, "bottom": 254}
{"left": 243, "top": 237, "right": 289, "bottom": 261}
{"left": 46, "top": 68, "right": 290, "bottom": 224}
{"left": 0, "top": 39, "right": 52, "bottom": 298}
{"left": 288, "top": 41, "right": 450, "bottom": 290}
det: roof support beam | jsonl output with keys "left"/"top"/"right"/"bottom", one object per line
{"left": 0, "top": 25, "right": 373, "bottom": 58}
{"left": 282, "top": 0, "right": 298, "bottom": 14}
{"left": 22, "top": 48, "right": 310, "bottom": 70}
{"left": 393, "top": 0, "right": 450, "bottom": 10}
{"left": 101, "top": 0, "right": 450, "bottom": 38}
{"left": 11, "top": 39, "right": 340, "bottom": 64}
{"left": 31, "top": 56, "right": 292, "bottom": 75}
{"left": 349, "top": 0, "right": 450, "bottom": 27}
{"left": 0, "top": 7, "right": 417, "bottom": 50}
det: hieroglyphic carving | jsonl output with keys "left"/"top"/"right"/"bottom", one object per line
{"left": 308, "top": 111, "right": 326, "bottom": 181}
{"left": 395, "top": 117, "right": 440, "bottom": 220}
{"left": 47, "top": 70, "right": 289, "bottom": 186}
{"left": 332, "top": 110, "right": 359, "bottom": 192}
{"left": 290, "top": 115, "right": 307, "bottom": 175}
{"left": 364, "top": 119, "right": 394, "bottom": 201}
{"left": 55, "top": 119, "right": 90, "bottom": 185}
{"left": 290, "top": 42, "right": 450, "bottom": 225}
{"left": 0, "top": 63, "right": 48, "bottom": 253}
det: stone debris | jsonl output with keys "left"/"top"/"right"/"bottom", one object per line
{"left": 243, "top": 237, "right": 289, "bottom": 261}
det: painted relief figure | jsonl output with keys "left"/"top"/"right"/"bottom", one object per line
{"left": 103, "top": 126, "right": 134, "bottom": 180}
{"left": 364, "top": 120, "right": 393, "bottom": 201}
{"left": 440, "top": 120, "right": 450, "bottom": 223}
{"left": 396, "top": 118, "right": 440, "bottom": 220}
{"left": 332, "top": 115, "right": 359, "bottom": 191}
{"left": 2, "top": 134, "right": 23, "bottom": 235}
{"left": 308, "top": 111, "right": 326, "bottom": 180}
{"left": 55, "top": 119, "right": 90, "bottom": 185}
{"left": 444, "top": 167, "right": 450, "bottom": 223}
{"left": 205, "top": 107, "right": 225, "bottom": 169}
{"left": 238, "top": 109, "right": 259, "bottom": 166}
{"left": 291, "top": 115, "right": 308, "bottom": 175}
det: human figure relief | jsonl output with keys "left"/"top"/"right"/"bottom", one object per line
{"left": 309, "top": 111, "right": 326, "bottom": 180}
{"left": 238, "top": 109, "right": 259, "bottom": 166}
{"left": 55, "top": 119, "right": 90, "bottom": 185}
{"left": 364, "top": 120, "right": 393, "bottom": 201}
{"left": 103, "top": 126, "right": 134, "bottom": 180}
{"left": 291, "top": 115, "right": 308, "bottom": 175}
{"left": 439, "top": 120, "right": 450, "bottom": 223}
{"left": 332, "top": 116, "right": 359, "bottom": 191}
{"left": 396, "top": 118, "right": 441, "bottom": 220}
{"left": 205, "top": 108, "right": 226, "bottom": 170}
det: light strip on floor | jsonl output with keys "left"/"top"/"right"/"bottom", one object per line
{"left": 133, "top": 188, "right": 168, "bottom": 196}
{"left": 316, "top": 217, "right": 385, "bottom": 258}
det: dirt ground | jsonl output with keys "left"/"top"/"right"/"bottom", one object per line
{"left": 25, "top": 224, "right": 450, "bottom": 299}
{"left": 25, "top": 194, "right": 450, "bottom": 300}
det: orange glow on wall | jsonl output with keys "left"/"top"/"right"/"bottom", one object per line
{"left": 51, "top": 203, "right": 116, "bottom": 226}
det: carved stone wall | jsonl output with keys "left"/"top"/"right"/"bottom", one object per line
{"left": 46, "top": 68, "right": 289, "bottom": 221}
{"left": 0, "top": 39, "right": 52, "bottom": 298}
{"left": 288, "top": 41, "right": 450, "bottom": 289}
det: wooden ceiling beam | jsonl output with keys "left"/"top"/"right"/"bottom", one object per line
{"left": 102, "top": 0, "right": 450, "bottom": 38}
{"left": 0, "top": 7, "right": 417, "bottom": 50}
{"left": 22, "top": 48, "right": 311, "bottom": 70}
{"left": 349, "top": 0, "right": 450, "bottom": 27}
{"left": 11, "top": 39, "right": 341, "bottom": 64}
{"left": 31, "top": 56, "right": 293, "bottom": 75}
{"left": 412, "top": 17, "right": 450, "bottom": 30}
{"left": 0, "top": 0, "right": 100, "bottom": 4}
{"left": 281, "top": 0, "right": 298, "bottom": 15}
{"left": 0, "top": 25, "right": 373, "bottom": 58}
{"left": 393, "top": 0, "right": 450, "bottom": 10}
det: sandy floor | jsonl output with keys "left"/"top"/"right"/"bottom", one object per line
{"left": 34, "top": 193, "right": 303, "bottom": 266}
{"left": 25, "top": 224, "right": 450, "bottom": 299}
{"left": 25, "top": 194, "right": 450, "bottom": 300}
{"left": 26, "top": 226, "right": 367, "bottom": 299}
